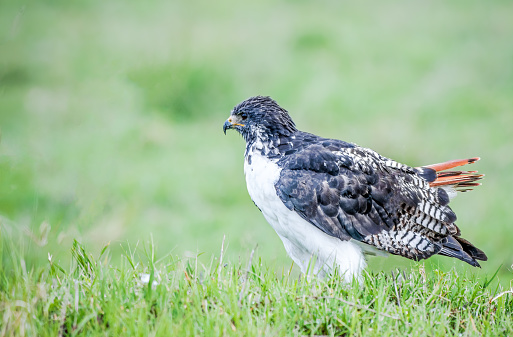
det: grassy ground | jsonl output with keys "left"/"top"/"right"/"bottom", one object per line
{"left": 1, "top": 240, "right": 512, "bottom": 336}
{"left": 1, "top": 0, "right": 513, "bottom": 335}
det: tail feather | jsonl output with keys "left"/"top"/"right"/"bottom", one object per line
{"left": 424, "top": 157, "right": 480, "bottom": 172}
{"left": 429, "top": 172, "right": 484, "bottom": 188}
{"left": 418, "top": 157, "right": 484, "bottom": 191}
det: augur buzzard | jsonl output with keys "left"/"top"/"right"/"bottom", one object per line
{"left": 223, "top": 96, "right": 486, "bottom": 282}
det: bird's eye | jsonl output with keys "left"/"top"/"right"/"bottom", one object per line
{"left": 240, "top": 112, "right": 248, "bottom": 120}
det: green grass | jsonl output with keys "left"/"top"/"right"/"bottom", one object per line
{"left": 1, "top": 0, "right": 513, "bottom": 334}
{"left": 0, "top": 240, "right": 511, "bottom": 336}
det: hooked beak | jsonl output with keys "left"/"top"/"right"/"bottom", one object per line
{"left": 223, "top": 120, "right": 231, "bottom": 135}
{"left": 223, "top": 117, "right": 245, "bottom": 135}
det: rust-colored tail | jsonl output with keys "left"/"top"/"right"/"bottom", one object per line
{"left": 421, "top": 157, "right": 484, "bottom": 191}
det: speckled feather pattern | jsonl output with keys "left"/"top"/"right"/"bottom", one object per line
{"left": 226, "top": 96, "right": 487, "bottom": 280}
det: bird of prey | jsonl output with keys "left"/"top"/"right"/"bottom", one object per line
{"left": 223, "top": 96, "right": 486, "bottom": 282}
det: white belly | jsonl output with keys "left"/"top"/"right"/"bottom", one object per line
{"left": 244, "top": 151, "right": 367, "bottom": 282}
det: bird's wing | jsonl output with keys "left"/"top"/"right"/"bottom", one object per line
{"left": 275, "top": 140, "right": 486, "bottom": 266}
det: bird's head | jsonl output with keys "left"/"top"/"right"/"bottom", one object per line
{"left": 223, "top": 96, "right": 297, "bottom": 143}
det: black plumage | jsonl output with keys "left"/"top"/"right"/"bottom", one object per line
{"left": 224, "top": 96, "right": 487, "bottom": 274}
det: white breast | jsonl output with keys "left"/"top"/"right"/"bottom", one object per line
{"left": 244, "top": 149, "right": 367, "bottom": 282}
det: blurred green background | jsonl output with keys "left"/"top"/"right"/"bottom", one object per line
{"left": 1, "top": 0, "right": 512, "bottom": 285}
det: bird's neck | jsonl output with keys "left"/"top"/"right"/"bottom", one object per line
{"left": 245, "top": 130, "right": 288, "bottom": 160}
